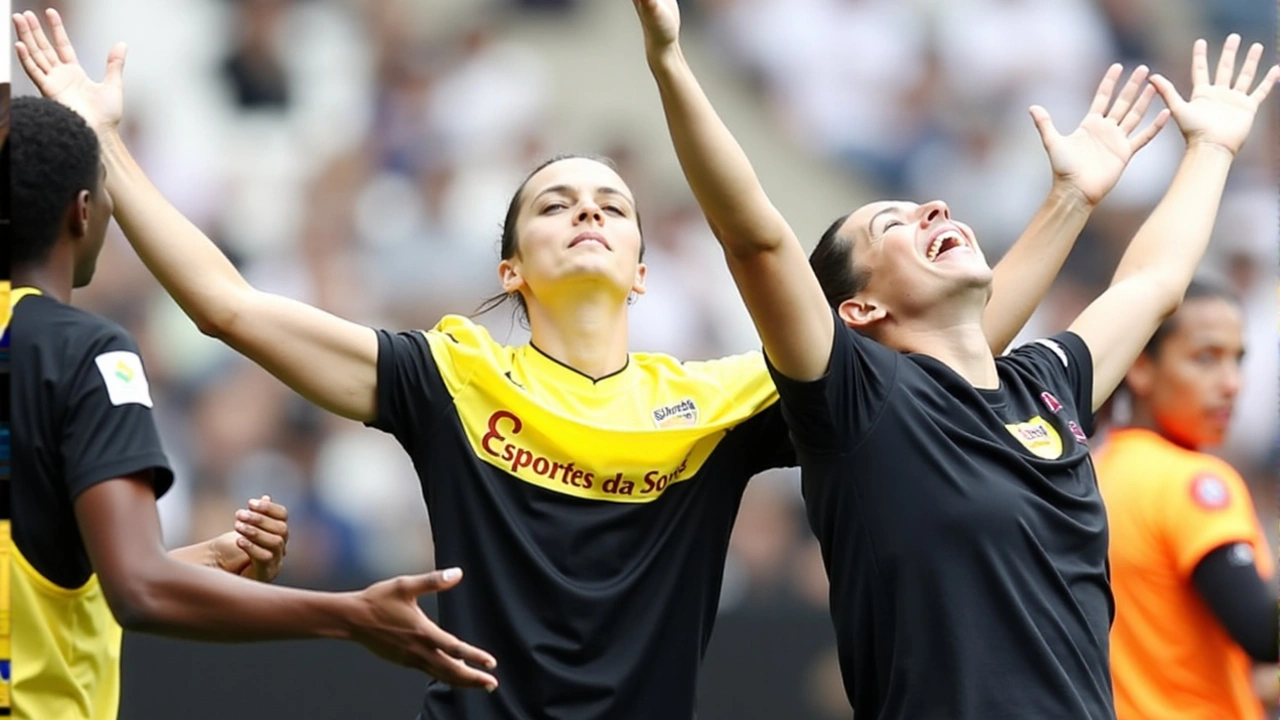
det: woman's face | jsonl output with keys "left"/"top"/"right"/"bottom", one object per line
{"left": 501, "top": 158, "right": 646, "bottom": 307}
{"left": 1127, "top": 297, "right": 1245, "bottom": 449}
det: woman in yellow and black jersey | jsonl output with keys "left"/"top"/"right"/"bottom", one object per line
{"left": 3, "top": 57, "right": 554, "bottom": 719}
{"left": 17, "top": 8, "right": 1160, "bottom": 719}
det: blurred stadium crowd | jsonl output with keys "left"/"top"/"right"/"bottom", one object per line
{"left": 13, "top": 0, "right": 1277, "bottom": 715}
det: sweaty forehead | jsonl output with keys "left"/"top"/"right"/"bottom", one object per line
{"left": 524, "top": 158, "right": 634, "bottom": 204}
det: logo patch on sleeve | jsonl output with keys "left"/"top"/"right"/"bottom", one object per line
{"left": 94, "top": 351, "right": 154, "bottom": 408}
{"left": 1033, "top": 339, "right": 1069, "bottom": 367}
{"left": 1189, "top": 474, "right": 1230, "bottom": 510}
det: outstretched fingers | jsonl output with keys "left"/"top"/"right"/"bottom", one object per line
{"left": 1119, "top": 82, "right": 1158, "bottom": 134}
{"left": 1190, "top": 38, "right": 1210, "bottom": 87}
{"left": 22, "top": 11, "right": 57, "bottom": 66}
{"left": 1106, "top": 65, "right": 1149, "bottom": 122}
{"left": 1248, "top": 64, "right": 1280, "bottom": 104}
{"left": 1213, "top": 34, "right": 1241, "bottom": 87}
{"left": 1087, "top": 63, "right": 1124, "bottom": 116}
{"left": 1233, "top": 42, "right": 1264, "bottom": 92}
{"left": 1127, "top": 108, "right": 1170, "bottom": 153}
{"left": 44, "top": 8, "right": 77, "bottom": 65}
{"left": 12, "top": 14, "right": 51, "bottom": 75}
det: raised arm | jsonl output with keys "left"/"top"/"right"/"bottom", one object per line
{"left": 14, "top": 10, "right": 380, "bottom": 422}
{"left": 1070, "top": 36, "right": 1278, "bottom": 411}
{"left": 634, "top": 0, "right": 832, "bottom": 381}
{"left": 984, "top": 65, "right": 1169, "bottom": 354}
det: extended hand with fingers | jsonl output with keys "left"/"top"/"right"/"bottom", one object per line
{"left": 1150, "top": 34, "right": 1280, "bottom": 156}
{"left": 1030, "top": 64, "right": 1170, "bottom": 206}
{"left": 354, "top": 568, "right": 499, "bottom": 691}
{"left": 209, "top": 495, "right": 290, "bottom": 582}
{"left": 12, "top": 8, "right": 125, "bottom": 131}
{"left": 633, "top": 0, "right": 681, "bottom": 54}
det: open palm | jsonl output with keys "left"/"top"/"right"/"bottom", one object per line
{"left": 1151, "top": 35, "right": 1280, "bottom": 156}
{"left": 13, "top": 9, "right": 125, "bottom": 131}
{"left": 1031, "top": 64, "right": 1169, "bottom": 206}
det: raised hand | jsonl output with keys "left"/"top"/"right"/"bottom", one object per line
{"left": 1030, "top": 64, "right": 1170, "bottom": 206}
{"left": 209, "top": 496, "right": 290, "bottom": 582}
{"left": 12, "top": 8, "right": 125, "bottom": 131}
{"left": 1150, "top": 34, "right": 1280, "bottom": 156}
{"left": 353, "top": 569, "right": 499, "bottom": 691}
{"left": 632, "top": 0, "right": 681, "bottom": 54}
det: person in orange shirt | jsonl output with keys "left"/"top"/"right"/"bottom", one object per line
{"left": 1096, "top": 278, "right": 1278, "bottom": 720}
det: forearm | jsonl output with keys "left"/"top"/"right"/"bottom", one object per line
{"left": 1110, "top": 143, "right": 1233, "bottom": 297}
{"left": 121, "top": 556, "right": 357, "bottom": 643}
{"left": 166, "top": 539, "right": 218, "bottom": 569}
{"left": 646, "top": 45, "right": 791, "bottom": 255}
{"left": 1191, "top": 543, "right": 1279, "bottom": 662}
{"left": 984, "top": 184, "right": 1094, "bottom": 353}
{"left": 98, "top": 130, "right": 254, "bottom": 335}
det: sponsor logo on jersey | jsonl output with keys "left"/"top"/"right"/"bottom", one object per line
{"left": 1040, "top": 391, "right": 1063, "bottom": 414}
{"left": 1004, "top": 416, "right": 1063, "bottom": 459}
{"left": 481, "top": 410, "right": 692, "bottom": 498}
{"left": 93, "top": 351, "right": 154, "bottom": 408}
{"left": 1190, "top": 474, "right": 1230, "bottom": 510}
{"left": 1067, "top": 420, "right": 1088, "bottom": 443}
{"left": 652, "top": 398, "right": 699, "bottom": 428}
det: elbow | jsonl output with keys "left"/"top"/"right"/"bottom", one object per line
{"left": 107, "top": 586, "right": 161, "bottom": 633}
{"left": 191, "top": 290, "right": 250, "bottom": 341}
{"left": 102, "top": 571, "right": 171, "bottom": 633}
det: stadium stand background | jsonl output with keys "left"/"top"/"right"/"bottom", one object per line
{"left": 11, "top": 0, "right": 1277, "bottom": 717}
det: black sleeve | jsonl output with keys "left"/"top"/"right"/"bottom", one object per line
{"left": 1191, "top": 542, "right": 1279, "bottom": 663}
{"left": 366, "top": 329, "right": 450, "bottom": 442}
{"left": 764, "top": 308, "right": 899, "bottom": 455}
{"left": 62, "top": 325, "right": 173, "bottom": 501}
{"left": 738, "top": 402, "right": 798, "bottom": 475}
{"left": 1004, "top": 332, "right": 1096, "bottom": 436}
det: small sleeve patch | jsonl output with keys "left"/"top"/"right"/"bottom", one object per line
{"left": 1189, "top": 473, "right": 1231, "bottom": 511}
{"left": 93, "top": 351, "right": 154, "bottom": 408}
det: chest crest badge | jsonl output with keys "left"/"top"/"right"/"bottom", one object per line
{"left": 652, "top": 398, "right": 699, "bottom": 428}
{"left": 1004, "top": 415, "right": 1063, "bottom": 459}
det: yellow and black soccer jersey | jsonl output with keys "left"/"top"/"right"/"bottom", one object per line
{"left": 369, "top": 315, "right": 792, "bottom": 719}
{"left": 10, "top": 288, "right": 173, "bottom": 720}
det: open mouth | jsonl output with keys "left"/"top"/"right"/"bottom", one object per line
{"left": 926, "top": 229, "right": 968, "bottom": 262}
{"left": 569, "top": 232, "right": 611, "bottom": 250}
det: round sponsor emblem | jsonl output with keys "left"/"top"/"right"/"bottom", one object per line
{"left": 1189, "top": 474, "right": 1230, "bottom": 510}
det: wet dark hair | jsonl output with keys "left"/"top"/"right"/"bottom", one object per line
{"left": 474, "top": 154, "right": 646, "bottom": 327}
{"left": 1142, "top": 277, "right": 1242, "bottom": 358}
{"left": 11, "top": 96, "right": 102, "bottom": 269}
{"left": 809, "top": 212, "right": 871, "bottom": 309}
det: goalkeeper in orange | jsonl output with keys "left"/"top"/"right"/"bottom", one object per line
{"left": 1096, "top": 278, "right": 1278, "bottom": 719}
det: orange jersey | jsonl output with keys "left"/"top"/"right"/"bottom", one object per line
{"left": 1096, "top": 428, "right": 1274, "bottom": 720}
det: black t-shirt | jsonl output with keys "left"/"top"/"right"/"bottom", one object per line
{"left": 368, "top": 315, "right": 793, "bottom": 720}
{"left": 11, "top": 291, "right": 173, "bottom": 589}
{"left": 768, "top": 312, "right": 1112, "bottom": 720}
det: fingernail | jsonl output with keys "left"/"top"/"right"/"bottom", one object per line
{"left": 486, "top": 685, "right": 497, "bottom": 693}
{"left": 237, "top": 537, "right": 250, "bottom": 548}
{"left": 442, "top": 568, "right": 461, "bottom": 581}
{"left": 236, "top": 510, "right": 250, "bottom": 520}
{"left": 248, "top": 498, "right": 260, "bottom": 508}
